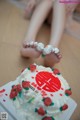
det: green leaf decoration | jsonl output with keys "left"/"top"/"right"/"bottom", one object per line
{"left": 35, "top": 108, "right": 38, "bottom": 112}
{"left": 19, "top": 91, "right": 22, "bottom": 97}
{"left": 50, "top": 102, "right": 54, "bottom": 106}
{"left": 65, "top": 93, "right": 69, "bottom": 96}
{"left": 28, "top": 97, "right": 35, "bottom": 103}
{"left": 22, "top": 80, "right": 24, "bottom": 82}
{"left": 42, "top": 54, "right": 45, "bottom": 58}
{"left": 42, "top": 98, "right": 44, "bottom": 101}
{"left": 13, "top": 97, "right": 16, "bottom": 101}
{"left": 60, "top": 107, "right": 63, "bottom": 111}
{"left": 57, "top": 73, "right": 61, "bottom": 75}
{"left": 52, "top": 68, "right": 54, "bottom": 71}
{"left": 28, "top": 67, "right": 30, "bottom": 70}
{"left": 51, "top": 117, "right": 55, "bottom": 120}
{"left": 69, "top": 88, "right": 71, "bottom": 91}
{"left": 42, "top": 116, "right": 55, "bottom": 120}
{"left": 25, "top": 87, "right": 29, "bottom": 90}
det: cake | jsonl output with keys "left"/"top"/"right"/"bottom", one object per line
{"left": 9, "top": 64, "right": 72, "bottom": 120}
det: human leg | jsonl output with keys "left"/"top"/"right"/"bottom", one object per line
{"left": 43, "top": 0, "right": 66, "bottom": 67}
{"left": 24, "top": 0, "right": 41, "bottom": 19}
{"left": 24, "top": 0, "right": 36, "bottom": 19}
{"left": 21, "top": 0, "right": 53, "bottom": 58}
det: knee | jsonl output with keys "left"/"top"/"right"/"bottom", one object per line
{"left": 43, "top": 0, "right": 53, "bottom": 6}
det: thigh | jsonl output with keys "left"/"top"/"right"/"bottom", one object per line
{"left": 66, "top": 4, "right": 78, "bottom": 16}
{"left": 36, "top": 0, "right": 46, "bottom": 6}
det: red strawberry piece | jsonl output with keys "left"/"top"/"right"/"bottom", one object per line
{"left": 44, "top": 97, "right": 52, "bottom": 106}
{"left": 62, "top": 104, "right": 68, "bottom": 111}
{"left": 22, "top": 81, "right": 30, "bottom": 89}
{"left": 17, "top": 84, "right": 22, "bottom": 92}
{"left": 0, "top": 89, "right": 5, "bottom": 94}
{"left": 10, "top": 91, "right": 18, "bottom": 99}
{"left": 53, "top": 68, "right": 60, "bottom": 75}
{"left": 12, "top": 85, "right": 17, "bottom": 91}
{"left": 38, "top": 107, "right": 46, "bottom": 116}
{"left": 42, "top": 116, "right": 52, "bottom": 120}
{"left": 65, "top": 90, "right": 72, "bottom": 96}
{"left": 30, "top": 64, "right": 36, "bottom": 72}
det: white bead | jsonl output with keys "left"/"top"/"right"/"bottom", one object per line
{"left": 36, "top": 43, "right": 44, "bottom": 52}
{"left": 30, "top": 41, "right": 34, "bottom": 46}
{"left": 43, "top": 48, "right": 48, "bottom": 55}
{"left": 47, "top": 45, "right": 53, "bottom": 50}
{"left": 43, "top": 45, "right": 52, "bottom": 55}
{"left": 51, "top": 47, "right": 55, "bottom": 52}
{"left": 34, "top": 42, "right": 38, "bottom": 47}
{"left": 54, "top": 48, "right": 59, "bottom": 54}
{"left": 27, "top": 43, "right": 29, "bottom": 46}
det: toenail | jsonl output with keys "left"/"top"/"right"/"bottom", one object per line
{"left": 24, "top": 45, "right": 27, "bottom": 48}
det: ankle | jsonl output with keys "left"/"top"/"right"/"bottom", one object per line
{"left": 24, "top": 36, "right": 36, "bottom": 43}
{"left": 49, "top": 42, "right": 59, "bottom": 48}
{"left": 49, "top": 39, "right": 60, "bottom": 48}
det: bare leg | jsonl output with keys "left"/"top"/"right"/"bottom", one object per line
{"left": 24, "top": 0, "right": 36, "bottom": 19}
{"left": 44, "top": 1, "right": 66, "bottom": 67}
{"left": 24, "top": 0, "right": 41, "bottom": 19}
{"left": 21, "top": 0, "right": 53, "bottom": 58}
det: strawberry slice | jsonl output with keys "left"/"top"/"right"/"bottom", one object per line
{"left": 10, "top": 91, "right": 18, "bottom": 99}
{"left": 30, "top": 64, "right": 36, "bottom": 72}
{"left": 65, "top": 89, "right": 72, "bottom": 96}
{"left": 17, "top": 84, "right": 22, "bottom": 92}
{"left": 12, "top": 85, "right": 17, "bottom": 91}
{"left": 60, "top": 104, "right": 68, "bottom": 111}
{"left": 62, "top": 104, "right": 68, "bottom": 110}
{"left": 0, "top": 89, "right": 5, "bottom": 94}
{"left": 37, "top": 107, "right": 46, "bottom": 116}
{"left": 22, "top": 81, "right": 30, "bottom": 89}
{"left": 42, "top": 116, "right": 53, "bottom": 120}
{"left": 53, "top": 68, "right": 60, "bottom": 75}
{"left": 43, "top": 97, "right": 52, "bottom": 106}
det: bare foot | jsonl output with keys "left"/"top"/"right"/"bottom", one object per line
{"left": 21, "top": 41, "right": 44, "bottom": 58}
{"left": 24, "top": 0, "right": 36, "bottom": 19}
{"left": 42, "top": 45, "right": 62, "bottom": 67}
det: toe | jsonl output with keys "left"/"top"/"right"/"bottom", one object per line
{"left": 44, "top": 53, "right": 61, "bottom": 67}
{"left": 23, "top": 40, "right": 27, "bottom": 48}
{"left": 56, "top": 53, "right": 62, "bottom": 59}
{"left": 20, "top": 47, "right": 41, "bottom": 58}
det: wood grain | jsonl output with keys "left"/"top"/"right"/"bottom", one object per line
{"left": 0, "top": 0, "right": 80, "bottom": 120}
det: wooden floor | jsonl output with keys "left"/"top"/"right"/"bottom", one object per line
{"left": 0, "top": 0, "right": 80, "bottom": 120}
